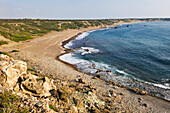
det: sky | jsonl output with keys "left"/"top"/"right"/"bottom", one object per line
{"left": 0, "top": 0, "right": 170, "bottom": 19}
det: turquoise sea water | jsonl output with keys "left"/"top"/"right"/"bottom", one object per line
{"left": 60, "top": 21, "right": 170, "bottom": 100}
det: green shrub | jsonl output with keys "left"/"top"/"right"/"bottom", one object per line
{"left": 11, "top": 50, "right": 20, "bottom": 52}
{"left": 27, "top": 68, "right": 36, "bottom": 72}
{"left": 0, "top": 90, "right": 29, "bottom": 113}
{"left": 0, "top": 41, "right": 8, "bottom": 46}
{"left": 0, "top": 51, "right": 11, "bottom": 57}
{"left": 8, "top": 34, "right": 33, "bottom": 42}
{"left": 49, "top": 104, "right": 60, "bottom": 112}
{"left": 0, "top": 19, "right": 123, "bottom": 42}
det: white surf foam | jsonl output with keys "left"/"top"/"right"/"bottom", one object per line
{"left": 60, "top": 25, "right": 170, "bottom": 101}
{"left": 64, "top": 31, "right": 93, "bottom": 49}
{"left": 64, "top": 28, "right": 110, "bottom": 49}
{"left": 59, "top": 53, "right": 99, "bottom": 74}
{"left": 152, "top": 83, "right": 170, "bottom": 89}
{"left": 80, "top": 47, "right": 100, "bottom": 55}
{"left": 59, "top": 53, "right": 84, "bottom": 64}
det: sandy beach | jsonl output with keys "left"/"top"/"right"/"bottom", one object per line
{"left": 0, "top": 20, "right": 170, "bottom": 112}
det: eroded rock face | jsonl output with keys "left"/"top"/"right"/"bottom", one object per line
{"left": 0, "top": 54, "right": 27, "bottom": 87}
{"left": 20, "top": 74, "right": 56, "bottom": 97}
{"left": 0, "top": 54, "right": 56, "bottom": 97}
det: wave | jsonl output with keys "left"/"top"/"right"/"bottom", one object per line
{"left": 64, "top": 27, "right": 111, "bottom": 49}
{"left": 64, "top": 30, "right": 95, "bottom": 49}
{"left": 60, "top": 51, "right": 170, "bottom": 101}
{"left": 74, "top": 47, "right": 100, "bottom": 56}
{"left": 60, "top": 24, "right": 170, "bottom": 101}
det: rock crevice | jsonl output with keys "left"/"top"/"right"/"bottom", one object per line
{"left": 0, "top": 54, "right": 56, "bottom": 97}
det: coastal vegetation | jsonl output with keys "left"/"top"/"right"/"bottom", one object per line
{"left": 0, "top": 90, "right": 29, "bottom": 113}
{"left": 11, "top": 50, "right": 20, "bottom": 53}
{"left": 0, "top": 41, "right": 8, "bottom": 46}
{"left": 0, "top": 18, "right": 164, "bottom": 42}
{"left": 0, "top": 51, "right": 11, "bottom": 57}
{"left": 0, "top": 19, "right": 169, "bottom": 112}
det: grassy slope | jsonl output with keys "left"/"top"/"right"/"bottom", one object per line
{"left": 0, "top": 18, "right": 165, "bottom": 42}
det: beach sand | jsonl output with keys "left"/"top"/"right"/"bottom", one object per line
{"left": 0, "top": 20, "right": 170, "bottom": 112}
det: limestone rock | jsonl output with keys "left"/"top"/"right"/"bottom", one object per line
{"left": 140, "top": 90, "right": 148, "bottom": 95}
{"left": 20, "top": 74, "right": 56, "bottom": 97}
{"left": 0, "top": 54, "right": 56, "bottom": 97}
{"left": 0, "top": 54, "right": 27, "bottom": 87}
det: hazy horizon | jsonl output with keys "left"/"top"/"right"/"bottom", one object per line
{"left": 0, "top": 0, "right": 170, "bottom": 19}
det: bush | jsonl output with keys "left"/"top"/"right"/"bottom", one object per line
{"left": 49, "top": 104, "right": 60, "bottom": 112}
{"left": 27, "top": 68, "right": 36, "bottom": 72}
{"left": 0, "top": 51, "right": 11, "bottom": 57}
{"left": 0, "top": 41, "right": 8, "bottom": 46}
{"left": 0, "top": 19, "right": 122, "bottom": 42}
{"left": 11, "top": 50, "right": 20, "bottom": 52}
{"left": 0, "top": 90, "right": 29, "bottom": 113}
{"left": 9, "top": 34, "right": 33, "bottom": 42}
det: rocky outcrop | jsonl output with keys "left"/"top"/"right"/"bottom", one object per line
{"left": 0, "top": 54, "right": 27, "bottom": 87}
{"left": 0, "top": 54, "right": 56, "bottom": 97}
{"left": 19, "top": 74, "right": 56, "bottom": 97}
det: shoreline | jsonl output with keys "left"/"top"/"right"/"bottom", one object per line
{"left": 57, "top": 21, "right": 170, "bottom": 102}
{"left": 56, "top": 20, "right": 146, "bottom": 72}
{"left": 0, "top": 20, "right": 170, "bottom": 112}
{"left": 56, "top": 32, "right": 83, "bottom": 72}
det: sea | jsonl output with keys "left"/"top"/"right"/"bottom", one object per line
{"left": 60, "top": 21, "right": 170, "bottom": 101}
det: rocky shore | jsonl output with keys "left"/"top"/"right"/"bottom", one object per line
{"left": 0, "top": 54, "right": 148, "bottom": 112}
{"left": 1, "top": 54, "right": 169, "bottom": 113}
{"left": 0, "top": 20, "right": 170, "bottom": 113}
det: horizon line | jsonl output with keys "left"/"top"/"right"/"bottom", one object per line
{"left": 0, "top": 17, "right": 170, "bottom": 20}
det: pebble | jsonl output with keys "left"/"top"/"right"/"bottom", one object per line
{"left": 143, "top": 103, "right": 148, "bottom": 107}
{"left": 112, "top": 82, "right": 117, "bottom": 86}
{"left": 120, "top": 92, "right": 125, "bottom": 96}
{"left": 112, "top": 93, "right": 117, "bottom": 97}
{"left": 133, "top": 88, "right": 140, "bottom": 93}
{"left": 35, "top": 102, "right": 43, "bottom": 108}
{"left": 113, "top": 86, "right": 118, "bottom": 89}
{"left": 96, "top": 75, "right": 101, "bottom": 79}
{"left": 115, "top": 95, "right": 121, "bottom": 100}
{"left": 138, "top": 98, "right": 143, "bottom": 103}
{"left": 92, "top": 77, "right": 97, "bottom": 79}
{"left": 140, "top": 91, "right": 148, "bottom": 95}
{"left": 117, "top": 83, "right": 121, "bottom": 87}
{"left": 107, "top": 93, "right": 112, "bottom": 97}
{"left": 78, "top": 78, "right": 85, "bottom": 84}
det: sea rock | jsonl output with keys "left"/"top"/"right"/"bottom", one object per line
{"left": 140, "top": 90, "right": 148, "bottom": 95}
{"left": 96, "top": 75, "right": 101, "bottom": 79}
{"left": 117, "top": 83, "right": 121, "bottom": 87}
{"left": 0, "top": 54, "right": 27, "bottom": 87}
{"left": 133, "top": 88, "right": 140, "bottom": 93}
{"left": 112, "top": 82, "right": 117, "bottom": 86}
{"left": 113, "top": 86, "right": 118, "bottom": 89}
{"left": 92, "top": 77, "right": 97, "bottom": 79}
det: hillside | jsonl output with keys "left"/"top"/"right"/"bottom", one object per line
{"left": 0, "top": 18, "right": 163, "bottom": 43}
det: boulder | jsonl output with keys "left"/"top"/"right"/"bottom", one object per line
{"left": 20, "top": 74, "right": 56, "bottom": 97}
{"left": 0, "top": 54, "right": 56, "bottom": 97}
{"left": 0, "top": 54, "right": 27, "bottom": 87}
{"left": 140, "top": 90, "right": 148, "bottom": 95}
